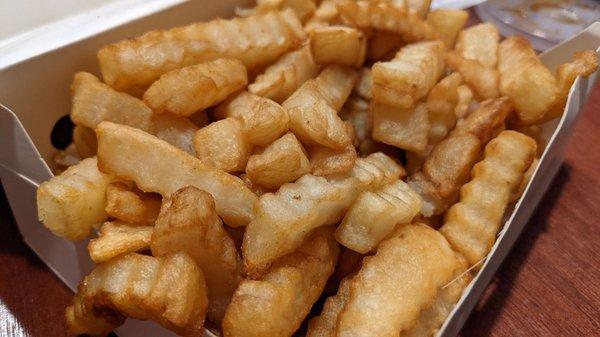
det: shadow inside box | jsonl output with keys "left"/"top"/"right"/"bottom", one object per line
{"left": 459, "top": 164, "right": 572, "bottom": 337}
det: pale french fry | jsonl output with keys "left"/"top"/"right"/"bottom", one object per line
{"left": 309, "top": 144, "right": 358, "bottom": 177}
{"left": 451, "top": 97, "right": 512, "bottom": 142}
{"left": 314, "top": 65, "right": 359, "bottom": 111}
{"left": 440, "top": 131, "right": 536, "bottom": 265}
{"left": 372, "top": 41, "right": 445, "bottom": 108}
{"left": 150, "top": 114, "right": 198, "bottom": 154}
{"left": 335, "top": 180, "right": 422, "bottom": 253}
{"left": 248, "top": 45, "right": 320, "bottom": 103}
{"left": 143, "top": 58, "right": 247, "bottom": 117}
{"left": 306, "top": 277, "right": 351, "bottom": 337}
{"left": 239, "top": 173, "right": 272, "bottom": 196}
{"left": 426, "top": 9, "right": 469, "bottom": 48}
{"left": 67, "top": 253, "right": 208, "bottom": 336}
{"left": 304, "top": 0, "right": 344, "bottom": 30}
{"left": 52, "top": 144, "right": 81, "bottom": 173}
{"left": 340, "top": 96, "right": 370, "bottom": 143}
{"left": 426, "top": 72, "right": 463, "bottom": 145}
{"left": 354, "top": 67, "right": 372, "bottom": 100}
{"left": 223, "top": 227, "right": 339, "bottom": 337}
{"left": 455, "top": 23, "right": 499, "bottom": 68}
{"left": 406, "top": 0, "right": 432, "bottom": 18}
{"left": 237, "top": 0, "right": 317, "bottom": 23}
{"left": 243, "top": 153, "right": 403, "bottom": 276}
{"left": 309, "top": 26, "right": 367, "bottom": 67}
{"left": 455, "top": 84, "right": 474, "bottom": 118}
{"left": 446, "top": 51, "right": 500, "bottom": 100}
{"left": 96, "top": 122, "right": 257, "bottom": 227}
{"left": 88, "top": 221, "right": 153, "bottom": 263}
{"left": 98, "top": 10, "right": 306, "bottom": 95}
{"left": 367, "top": 31, "right": 404, "bottom": 62}
{"left": 37, "top": 157, "right": 117, "bottom": 241}
{"left": 246, "top": 132, "right": 311, "bottom": 189}
{"left": 335, "top": 225, "right": 461, "bottom": 337}
{"left": 498, "top": 36, "right": 559, "bottom": 124}
{"left": 193, "top": 118, "right": 252, "bottom": 173}
{"left": 72, "top": 126, "right": 97, "bottom": 158}
{"left": 151, "top": 187, "right": 242, "bottom": 323}
{"left": 105, "top": 182, "right": 161, "bottom": 226}
{"left": 371, "top": 102, "right": 430, "bottom": 152}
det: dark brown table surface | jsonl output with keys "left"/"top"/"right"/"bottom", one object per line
{"left": 1, "top": 91, "right": 599, "bottom": 336}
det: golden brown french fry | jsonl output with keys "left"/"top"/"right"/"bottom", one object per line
{"left": 237, "top": 0, "right": 317, "bottom": 23}
{"left": 105, "top": 182, "right": 162, "bottom": 226}
{"left": 426, "top": 9, "right": 469, "bottom": 48}
{"left": 67, "top": 252, "right": 208, "bottom": 336}
{"left": 143, "top": 58, "right": 247, "bottom": 117}
{"left": 455, "top": 84, "right": 474, "bottom": 118}
{"left": 193, "top": 118, "right": 252, "bottom": 173}
{"left": 335, "top": 180, "right": 422, "bottom": 253}
{"left": 96, "top": 122, "right": 257, "bottom": 227}
{"left": 340, "top": 96, "right": 370, "bottom": 143}
{"left": 406, "top": 0, "right": 432, "bottom": 18}
{"left": 304, "top": 0, "right": 344, "bottom": 32}
{"left": 372, "top": 41, "right": 445, "bottom": 108}
{"left": 367, "top": 31, "right": 404, "bottom": 62}
{"left": 87, "top": 221, "right": 153, "bottom": 263}
{"left": 440, "top": 131, "right": 536, "bottom": 265}
{"left": 511, "top": 158, "right": 538, "bottom": 202}
{"left": 510, "top": 124, "right": 546, "bottom": 156}
{"left": 98, "top": 10, "right": 306, "bottom": 95}
{"left": 72, "top": 126, "right": 97, "bottom": 159}
{"left": 243, "top": 153, "right": 403, "bottom": 276}
{"left": 309, "top": 26, "right": 367, "bottom": 67}
{"left": 335, "top": 225, "right": 461, "bottom": 337}
{"left": 239, "top": 173, "right": 272, "bottom": 196}
{"left": 446, "top": 51, "right": 500, "bottom": 100}
{"left": 215, "top": 91, "right": 290, "bottom": 146}
{"left": 371, "top": 102, "right": 430, "bottom": 152}
{"left": 353, "top": 67, "right": 372, "bottom": 100}
{"left": 426, "top": 72, "right": 463, "bottom": 145}
{"left": 37, "top": 157, "right": 117, "bottom": 241}
{"left": 306, "top": 277, "right": 351, "bottom": 337}
{"left": 455, "top": 23, "right": 499, "bottom": 68}
{"left": 245, "top": 132, "right": 311, "bottom": 189}
{"left": 151, "top": 187, "right": 242, "bottom": 323}
{"left": 451, "top": 97, "right": 512, "bottom": 142}
{"left": 309, "top": 144, "right": 358, "bottom": 177}
{"left": 223, "top": 227, "right": 339, "bottom": 337}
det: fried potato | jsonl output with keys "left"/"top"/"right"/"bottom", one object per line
{"left": 335, "top": 180, "right": 422, "bottom": 253}
{"left": 88, "top": 221, "right": 153, "bottom": 263}
{"left": 451, "top": 97, "right": 512, "bottom": 142}
{"left": 371, "top": 102, "right": 430, "bottom": 152}
{"left": 37, "top": 157, "right": 117, "bottom": 240}
{"left": 67, "top": 252, "right": 208, "bottom": 336}
{"left": 426, "top": 72, "right": 462, "bottom": 145}
{"left": 335, "top": 225, "right": 461, "bottom": 337}
{"left": 215, "top": 91, "right": 290, "bottom": 146}
{"left": 304, "top": 0, "right": 343, "bottom": 32}
{"left": 456, "top": 23, "right": 499, "bottom": 68}
{"left": 237, "top": 0, "right": 317, "bottom": 23}
{"left": 426, "top": 9, "right": 469, "bottom": 48}
{"left": 246, "top": 132, "right": 310, "bottom": 189}
{"left": 340, "top": 96, "right": 370, "bottom": 143}
{"left": 71, "top": 72, "right": 198, "bottom": 154}
{"left": 193, "top": 118, "right": 251, "bottom": 173}
{"left": 143, "top": 58, "right": 247, "bottom": 117}
{"left": 309, "top": 144, "right": 358, "bottom": 177}
{"left": 98, "top": 10, "right": 306, "bottom": 95}
{"left": 372, "top": 41, "right": 445, "bottom": 108}
{"left": 309, "top": 26, "right": 367, "bottom": 68}
{"left": 455, "top": 84, "right": 474, "bottom": 118}
{"left": 72, "top": 126, "right": 97, "bottom": 158}
{"left": 223, "top": 227, "right": 339, "bottom": 337}
{"left": 283, "top": 66, "right": 357, "bottom": 149}
{"left": 367, "top": 31, "right": 404, "bottom": 62}
{"left": 354, "top": 67, "right": 372, "bottom": 100}
{"left": 512, "top": 158, "right": 538, "bottom": 202}
{"left": 239, "top": 173, "right": 272, "bottom": 196}
{"left": 248, "top": 45, "right": 321, "bottom": 103}
{"left": 96, "top": 122, "right": 257, "bottom": 227}
{"left": 498, "top": 36, "right": 559, "bottom": 125}
{"left": 441, "top": 131, "right": 536, "bottom": 265}
{"left": 446, "top": 51, "right": 500, "bottom": 100}
{"left": 151, "top": 187, "right": 242, "bottom": 323}
{"left": 510, "top": 124, "right": 546, "bottom": 156}
{"left": 406, "top": 0, "right": 431, "bottom": 18}
{"left": 243, "top": 153, "right": 403, "bottom": 276}
{"left": 306, "top": 277, "right": 351, "bottom": 337}
{"left": 105, "top": 182, "right": 161, "bottom": 226}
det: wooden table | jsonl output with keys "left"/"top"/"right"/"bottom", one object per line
{"left": 1, "top": 89, "right": 599, "bottom": 337}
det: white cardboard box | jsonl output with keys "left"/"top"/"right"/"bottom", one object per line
{"left": 0, "top": 1, "right": 598, "bottom": 336}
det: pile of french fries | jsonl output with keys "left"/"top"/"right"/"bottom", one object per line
{"left": 36, "top": 1, "right": 598, "bottom": 336}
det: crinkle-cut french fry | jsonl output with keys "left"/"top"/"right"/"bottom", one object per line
{"left": 96, "top": 122, "right": 257, "bottom": 227}
{"left": 72, "top": 126, "right": 97, "bottom": 159}
{"left": 354, "top": 67, "right": 372, "bottom": 100}
{"left": 337, "top": 0, "right": 436, "bottom": 43}
{"left": 511, "top": 157, "right": 538, "bottom": 202}
{"left": 309, "top": 144, "right": 358, "bottom": 177}
{"left": 283, "top": 66, "right": 357, "bottom": 149}
{"left": 335, "top": 180, "right": 422, "bottom": 253}
{"left": 367, "top": 31, "right": 404, "bottom": 62}
{"left": 440, "top": 131, "right": 536, "bottom": 265}
{"left": 243, "top": 153, "right": 403, "bottom": 276}
{"left": 406, "top": 0, "right": 432, "bottom": 18}
{"left": 446, "top": 51, "right": 500, "bottom": 100}
{"left": 215, "top": 91, "right": 290, "bottom": 146}
{"left": 223, "top": 227, "right": 339, "bottom": 337}
{"left": 455, "top": 23, "right": 499, "bottom": 69}
{"left": 340, "top": 96, "right": 370, "bottom": 143}
{"left": 426, "top": 72, "right": 463, "bottom": 146}
{"left": 67, "top": 252, "right": 208, "bottom": 336}
{"left": 451, "top": 97, "right": 512, "bottom": 142}
{"left": 240, "top": 173, "right": 272, "bottom": 196}
{"left": 335, "top": 225, "right": 462, "bottom": 337}
{"left": 105, "top": 182, "right": 161, "bottom": 226}
{"left": 372, "top": 41, "right": 445, "bottom": 109}
{"left": 248, "top": 45, "right": 320, "bottom": 103}
{"left": 309, "top": 26, "right": 367, "bottom": 68}
{"left": 510, "top": 124, "right": 546, "bottom": 156}
{"left": 455, "top": 84, "right": 474, "bottom": 118}
{"left": 143, "top": 58, "right": 247, "bottom": 117}
{"left": 236, "top": 0, "right": 317, "bottom": 23}
{"left": 193, "top": 118, "right": 252, "bottom": 173}
{"left": 306, "top": 277, "right": 351, "bottom": 337}
{"left": 425, "top": 9, "right": 469, "bottom": 48}
{"left": 371, "top": 102, "right": 430, "bottom": 152}
{"left": 99, "top": 9, "right": 306, "bottom": 96}
{"left": 151, "top": 187, "right": 242, "bottom": 324}
{"left": 498, "top": 36, "right": 559, "bottom": 125}
{"left": 37, "top": 157, "right": 117, "bottom": 241}
{"left": 71, "top": 72, "right": 198, "bottom": 154}
{"left": 246, "top": 132, "right": 311, "bottom": 189}
{"left": 88, "top": 221, "right": 153, "bottom": 263}
{"left": 304, "top": 0, "right": 344, "bottom": 32}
